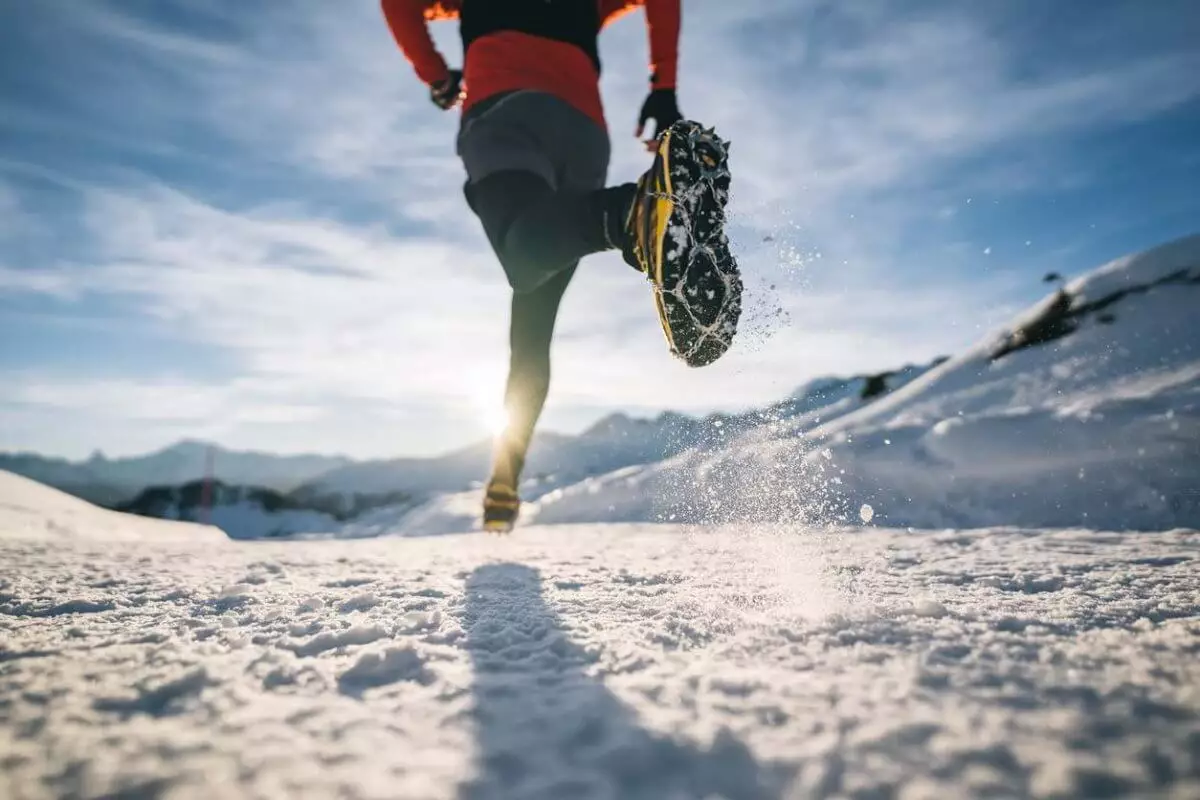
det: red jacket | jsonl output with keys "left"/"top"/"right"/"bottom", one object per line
{"left": 380, "top": 0, "right": 680, "bottom": 129}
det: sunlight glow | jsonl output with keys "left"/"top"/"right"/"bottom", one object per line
{"left": 484, "top": 403, "right": 510, "bottom": 437}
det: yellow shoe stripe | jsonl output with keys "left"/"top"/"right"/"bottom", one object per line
{"left": 654, "top": 129, "right": 674, "bottom": 287}
{"left": 654, "top": 291, "right": 673, "bottom": 350}
{"left": 653, "top": 129, "right": 677, "bottom": 351}
{"left": 659, "top": 129, "right": 674, "bottom": 196}
{"left": 654, "top": 195, "right": 672, "bottom": 286}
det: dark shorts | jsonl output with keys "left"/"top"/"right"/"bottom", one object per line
{"left": 456, "top": 90, "right": 610, "bottom": 194}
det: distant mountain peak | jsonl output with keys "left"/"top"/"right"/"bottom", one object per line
{"left": 1, "top": 439, "right": 353, "bottom": 501}
{"left": 163, "top": 439, "right": 217, "bottom": 455}
{"left": 582, "top": 412, "right": 640, "bottom": 437}
{"left": 580, "top": 410, "right": 701, "bottom": 440}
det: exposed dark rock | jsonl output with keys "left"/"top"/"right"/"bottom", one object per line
{"left": 992, "top": 266, "right": 1199, "bottom": 361}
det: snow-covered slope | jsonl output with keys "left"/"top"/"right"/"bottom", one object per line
{"left": 0, "top": 470, "right": 225, "bottom": 544}
{"left": 353, "top": 361, "right": 948, "bottom": 537}
{"left": 117, "top": 480, "right": 345, "bottom": 540}
{"left": 531, "top": 235, "right": 1200, "bottom": 531}
{"left": 301, "top": 359, "right": 944, "bottom": 525}
{"left": 2, "top": 521, "right": 1197, "bottom": 798}
{"left": 199, "top": 502, "right": 340, "bottom": 540}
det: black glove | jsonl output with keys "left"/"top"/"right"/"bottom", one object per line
{"left": 636, "top": 87, "right": 682, "bottom": 144}
{"left": 431, "top": 69, "right": 463, "bottom": 110}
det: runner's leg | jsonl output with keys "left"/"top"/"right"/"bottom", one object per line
{"left": 490, "top": 265, "right": 575, "bottom": 488}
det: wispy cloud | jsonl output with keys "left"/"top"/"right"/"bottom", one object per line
{"left": 1, "top": 0, "right": 1197, "bottom": 458}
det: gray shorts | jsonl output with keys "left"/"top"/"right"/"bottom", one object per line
{"left": 456, "top": 90, "right": 610, "bottom": 193}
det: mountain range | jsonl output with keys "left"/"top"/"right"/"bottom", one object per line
{"left": 6, "top": 234, "right": 1196, "bottom": 538}
{"left": 524, "top": 233, "right": 1200, "bottom": 532}
{"left": 1, "top": 364, "right": 937, "bottom": 518}
{"left": 0, "top": 441, "right": 352, "bottom": 506}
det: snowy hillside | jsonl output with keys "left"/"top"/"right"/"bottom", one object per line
{"left": 2, "top": 502, "right": 1198, "bottom": 798}
{"left": 309, "top": 365, "right": 944, "bottom": 517}
{"left": 0, "top": 470, "right": 224, "bottom": 544}
{"left": 528, "top": 235, "right": 1200, "bottom": 532}
{"left": 2, "top": 362, "right": 940, "bottom": 541}
{"left": 9, "top": 235, "right": 1195, "bottom": 541}
{"left": 342, "top": 362, "right": 945, "bottom": 537}
{"left": 117, "top": 480, "right": 344, "bottom": 540}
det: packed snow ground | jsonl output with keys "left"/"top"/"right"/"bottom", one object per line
{"left": 2, "top": 484, "right": 1199, "bottom": 798}
{"left": 2, "top": 236, "right": 1198, "bottom": 798}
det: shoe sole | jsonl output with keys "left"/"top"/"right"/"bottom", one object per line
{"left": 645, "top": 121, "right": 742, "bottom": 368}
{"left": 482, "top": 519, "right": 514, "bottom": 535}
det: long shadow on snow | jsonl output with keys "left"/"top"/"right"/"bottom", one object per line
{"left": 459, "top": 562, "right": 785, "bottom": 800}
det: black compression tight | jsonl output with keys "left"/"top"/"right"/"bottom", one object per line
{"left": 465, "top": 170, "right": 628, "bottom": 294}
{"left": 464, "top": 171, "right": 595, "bottom": 478}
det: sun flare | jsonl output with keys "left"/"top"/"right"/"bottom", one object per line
{"left": 482, "top": 402, "right": 510, "bottom": 437}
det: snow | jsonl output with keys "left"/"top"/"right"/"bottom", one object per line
{"left": 0, "top": 470, "right": 225, "bottom": 544}
{"left": 203, "top": 500, "right": 341, "bottom": 540}
{"left": 523, "top": 235, "right": 1200, "bottom": 532}
{"left": 1, "top": 514, "right": 1198, "bottom": 798}
{"left": 340, "top": 488, "right": 492, "bottom": 539}
{"left": 338, "top": 645, "right": 433, "bottom": 697}
{"left": 116, "top": 482, "right": 347, "bottom": 540}
{"left": 8, "top": 238, "right": 1194, "bottom": 543}
{"left": 2, "top": 236, "right": 1198, "bottom": 796}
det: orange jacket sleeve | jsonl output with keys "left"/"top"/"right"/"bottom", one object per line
{"left": 380, "top": 0, "right": 457, "bottom": 86}
{"left": 644, "top": 0, "right": 680, "bottom": 89}
{"left": 599, "top": 0, "right": 680, "bottom": 89}
{"left": 599, "top": 0, "right": 639, "bottom": 25}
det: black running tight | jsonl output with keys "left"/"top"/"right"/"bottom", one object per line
{"left": 464, "top": 170, "right": 595, "bottom": 476}
{"left": 465, "top": 169, "right": 615, "bottom": 294}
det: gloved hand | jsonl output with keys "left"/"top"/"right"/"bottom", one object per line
{"left": 636, "top": 88, "right": 682, "bottom": 150}
{"left": 431, "top": 69, "right": 464, "bottom": 110}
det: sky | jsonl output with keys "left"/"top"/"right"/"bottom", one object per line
{"left": 1, "top": 0, "right": 1198, "bottom": 461}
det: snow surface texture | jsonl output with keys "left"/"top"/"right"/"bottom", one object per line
{"left": 3, "top": 488, "right": 1200, "bottom": 799}
{"left": 181, "top": 499, "right": 340, "bottom": 541}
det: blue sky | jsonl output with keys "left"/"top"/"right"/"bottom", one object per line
{"left": 1, "top": 0, "right": 1198, "bottom": 460}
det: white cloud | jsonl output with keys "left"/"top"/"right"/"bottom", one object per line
{"left": 42, "top": 183, "right": 512, "bottom": 404}
{"left": 0, "top": 267, "right": 79, "bottom": 299}
{"left": 659, "top": 3, "right": 1200, "bottom": 208}
{"left": 0, "top": 180, "right": 45, "bottom": 246}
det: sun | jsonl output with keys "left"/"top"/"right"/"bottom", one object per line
{"left": 473, "top": 391, "right": 509, "bottom": 437}
{"left": 483, "top": 403, "right": 510, "bottom": 437}
{"left": 468, "top": 377, "right": 510, "bottom": 439}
